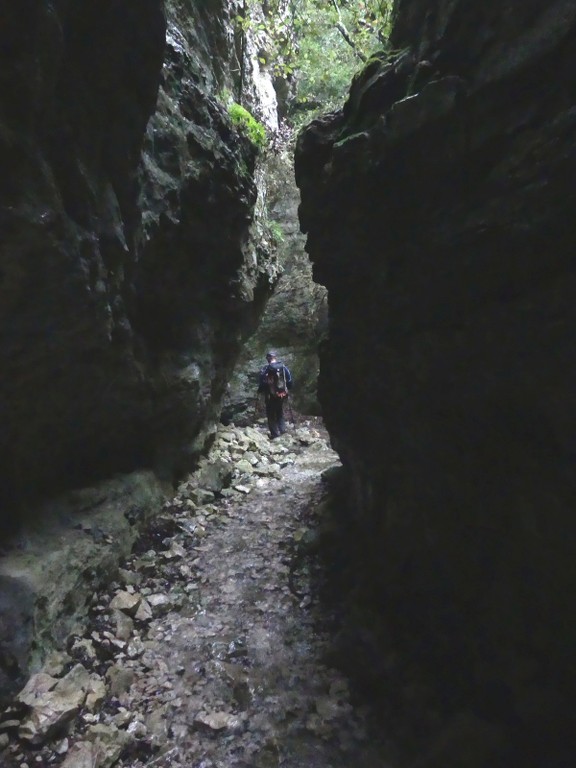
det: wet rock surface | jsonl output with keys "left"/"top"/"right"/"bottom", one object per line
{"left": 0, "top": 420, "right": 390, "bottom": 768}
{"left": 0, "top": 0, "right": 278, "bottom": 531}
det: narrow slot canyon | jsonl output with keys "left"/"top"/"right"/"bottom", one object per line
{"left": 1, "top": 2, "right": 575, "bottom": 767}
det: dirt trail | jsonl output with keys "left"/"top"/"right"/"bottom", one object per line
{"left": 2, "top": 420, "right": 390, "bottom": 768}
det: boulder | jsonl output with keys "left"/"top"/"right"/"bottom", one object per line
{"left": 17, "top": 665, "right": 91, "bottom": 745}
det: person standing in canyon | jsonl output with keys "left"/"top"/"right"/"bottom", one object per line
{"left": 257, "top": 350, "right": 293, "bottom": 439}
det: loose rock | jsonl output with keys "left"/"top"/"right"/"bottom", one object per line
{"left": 2, "top": 420, "right": 392, "bottom": 768}
{"left": 17, "top": 665, "right": 91, "bottom": 745}
{"left": 109, "top": 592, "right": 141, "bottom": 615}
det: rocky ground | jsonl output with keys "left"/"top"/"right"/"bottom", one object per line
{"left": 0, "top": 417, "right": 391, "bottom": 768}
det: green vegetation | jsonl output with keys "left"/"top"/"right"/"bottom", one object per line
{"left": 290, "top": 0, "right": 393, "bottom": 117}
{"left": 228, "top": 103, "right": 268, "bottom": 148}
{"left": 268, "top": 219, "right": 285, "bottom": 244}
{"left": 235, "top": 0, "right": 394, "bottom": 125}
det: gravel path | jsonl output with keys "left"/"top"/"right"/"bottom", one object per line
{"left": 2, "top": 420, "right": 391, "bottom": 768}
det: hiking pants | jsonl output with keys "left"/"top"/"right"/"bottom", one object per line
{"left": 265, "top": 395, "right": 286, "bottom": 438}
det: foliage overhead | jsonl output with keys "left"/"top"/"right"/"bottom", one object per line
{"left": 235, "top": 0, "right": 394, "bottom": 123}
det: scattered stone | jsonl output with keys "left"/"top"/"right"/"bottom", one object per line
{"left": 126, "top": 718, "right": 147, "bottom": 738}
{"left": 0, "top": 719, "right": 21, "bottom": 732}
{"left": 85, "top": 677, "right": 107, "bottom": 711}
{"left": 60, "top": 741, "right": 99, "bottom": 768}
{"left": 105, "top": 666, "right": 134, "bottom": 697}
{"left": 170, "top": 542, "right": 187, "bottom": 558}
{"left": 5, "top": 420, "right": 379, "bottom": 767}
{"left": 54, "top": 737, "right": 69, "bottom": 754}
{"left": 17, "top": 665, "right": 91, "bottom": 745}
{"left": 109, "top": 591, "right": 141, "bottom": 615}
{"left": 111, "top": 708, "right": 131, "bottom": 728}
{"left": 194, "top": 460, "right": 234, "bottom": 492}
{"left": 189, "top": 489, "right": 216, "bottom": 505}
{"left": 43, "top": 651, "right": 72, "bottom": 677}
{"left": 193, "top": 711, "right": 242, "bottom": 732}
{"left": 16, "top": 673, "right": 58, "bottom": 707}
{"left": 146, "top": 707, "right": 169, "bottom": 745}
{"left": 235, "top": 459, "right": 254, "bottom": 475}
{"left": 126, "top": 637, "right": 145, "bottom": 659}
{"left": 84, "top": 723, "right": 132, "bottom": 768}
{"left": 146, "top": 594, "right": 172, "bottom": 616}
{"left": 71, "top": 638, "right": 97, "bottom": 662}
{"left": 118, "top": 568, "right": 142, "bottom": 587}
{"left": 112, "top": 609, "right": 134, "bottom": 642}
{"left": 255, "top": 465, "right": 280, "bottom": 477}
{"left": 134, "top": 599, "right": 153, "bottom": 622}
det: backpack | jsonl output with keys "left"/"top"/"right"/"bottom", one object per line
{"left": 265, "top": 362, "right": 288, "bottom": 398}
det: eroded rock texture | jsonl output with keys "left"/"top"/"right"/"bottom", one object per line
{"left": 0, "top": 0, "right": 277, "bottom": 524}
{"left": 223, "top": 144, "right": 328, "bottom": 423}
{"left": 0, "top": 0, "right": 278, "bottom": 700}
{"left": 296, "top": 1, "right": 576, "bottom": 762}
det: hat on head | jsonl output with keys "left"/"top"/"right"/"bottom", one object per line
{"left": 266, "top": 350, "right": 277, "bottom": 358}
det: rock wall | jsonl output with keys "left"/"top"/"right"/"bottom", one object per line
{"left": 296, "top": 1, "right": 576, "bottom": 763}
{"left": 0, "top": 0, "right": 278, "bottom": 526}
{"left": 0, "top": 0, "right": 279, "bottom": 700}
{"left": 223, "top": 141, "right": 328, "bottom": 423}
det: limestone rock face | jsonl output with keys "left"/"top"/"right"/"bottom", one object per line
{"left": 296, "top": 0, "right": 576, "bottom": 760}
{"left": 0, "top": 0, "right": 278, "bottom": 524}
{"left": 223, "top": 145, "right": 328, "bottom": 422}
{"left": 0, "top": 471, "right": 163, "bottom": 704}
{"left": 0, "top": 0, "right": 278, "bottom": 705}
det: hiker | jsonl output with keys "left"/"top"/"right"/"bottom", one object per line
{"left": 257, "top": 350, "right": 293, "bottom": 439}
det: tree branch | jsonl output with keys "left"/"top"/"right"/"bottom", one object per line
{"left": 330, "top": 0, "right": 367, "bottom": 62}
